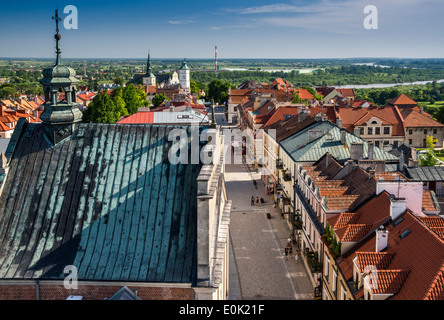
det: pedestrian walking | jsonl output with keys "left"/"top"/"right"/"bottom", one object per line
{"left": 284, "top": 247, "right": 289, "bottom": 261}
{"left": 256, "top": 196, "right": 259, "bottom": 206}
{"left": 286, "top": 242, "right": 292, "bottom": 256}
{"left": 251, "top": 196, "right": 255, "bottom": 206}
{"left": 294, "top": 250, "right": 299, "bottom": 264}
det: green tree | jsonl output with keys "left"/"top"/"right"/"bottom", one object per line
{"left": 113, "top": 76, "right": 124, "bottom": 85}
{"left": 152, "top": 94, "right": 169, "bottom": 108}
{"left": 83, "top": 91, "right": 119, "bottom": 123}
{"left": 0, "top": 84, "right": 15, "bottom": 99}
{"left": 122, "top": 84, "right": 142, "bottom": 114}
{"left": 206, "top": 79, "right": 230, "bottom": 104}
{"left": 419, "top": 135, "right": 438, "bottom": 167}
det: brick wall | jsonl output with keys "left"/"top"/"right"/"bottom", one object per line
{"left": 0, "top": 284, "right": 195, "bottom": 300}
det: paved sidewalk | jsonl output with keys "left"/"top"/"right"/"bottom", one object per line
{"left": 226, "top": 162, "right": 314, "bottom": 300}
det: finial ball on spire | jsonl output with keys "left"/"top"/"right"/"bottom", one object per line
{"left": 55, "top": 33, "right": 61, "bottom": 40}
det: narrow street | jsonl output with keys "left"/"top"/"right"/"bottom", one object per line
{"left": 225, "top": 159, "right": 314, "bottom": 300}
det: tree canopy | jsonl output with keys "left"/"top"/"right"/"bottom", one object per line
{"left": 206, "top": 79, "right": 230, "bottom": 104}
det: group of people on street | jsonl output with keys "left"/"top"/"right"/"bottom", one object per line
{"left": 284, "top": 238, "right": 299, "bottom": 263}
{"left": 251, "top": 196, "right": 265, "bottom": 206}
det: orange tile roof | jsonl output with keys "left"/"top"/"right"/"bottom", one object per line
{"left": 324, "top": 195, "right": 359, "bottom": 211}
{"left": 0, "top": 121, "right": 12, "bottom": 132}
{"left": 370, "top": 270, "right": 410, "bottom": 295}
{"left": 388, "top": 94, "right": 417, "bottom": 106}
{"left": 422, "top": 191, "right": 439, "bottom": 212}
{"left": 374, "top": 171, "right": 408, "bottom": 181}
{"left": 339, "top": 211, "right": 444, "bottom": 300}
{"left": 117, "top": 112, "right": 154, "bottom": 124}
{"left": 356, "top": 252, "right": 395, "bottom": 272}
{"left": 336, "top": 105, "right": 406, "bottom": 136}
{"left": 425, "top": 265, "right": 444, "bottom": 300}
{"left": 337, "top": 88, "right": 356, "bottom": 98}
{"left": 262, "top": 106, "right": 299, "bottom": 127}
{"left": 400, "top": 107, "right": 444, "bottom": 128}
{"left": 336, "top": 224, "right": 372, "bottom": 242}
{"left": 294, "top": 88, "right": 314, "bottom": 100}
{"left": 329, "top": 212, "right": 361, "bottom": 229}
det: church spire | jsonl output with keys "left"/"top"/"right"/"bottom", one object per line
{"left": 52, "top": 9, "right": 62, "bottom": 66}
{"left": 146, "top": 51, "right": 154, "bottom": 77}
{"left": 39, "top": 9, "right": 83, "bottom": 146}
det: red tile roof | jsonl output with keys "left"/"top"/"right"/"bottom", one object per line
{"left": 336, "top": 105, "right": 406, "bottom": 136}
{"left": 400, "top": 107, "right": 444, "bottom": 128}
{"left": 337, "top": 88, "right": 356, "bottom": 98}
{"left": 262, "top": 106, "right": 300, "bottom": 127}
{"left": 356, "top": 252, "right": 395, "bottom": 272}
{"left": 117, "top": 112, "right": 154, "bottom": 124}
{"left": 388, "top": 94, "right": 417, "bottom": 106}
{"left": 336, "top": 224, "right": 372, "bottom": 242}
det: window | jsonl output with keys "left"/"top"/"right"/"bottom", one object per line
{"left": 284, "top": 114, "right": 292, "bottom": 120}
{"left": 360, "top": 127, "right": 364, "bottom": 135}
{"left": 383, "top": 140, "right": 390, "bottom": 146}
{"left": 383, "top": 127, "right": 390, "bottom": 135}
{"left": 424, "top": 129, "right": 428, "bottom": 134}
{"left": 393, "top": 217, "right": 404, "bottom": 227}
{"left": 324, "top": 256, "right": 330, "bottom": 282}
{"left": 434, "top": 129, "right": 437, "bottom": 135}
{"left": 409, "top": 129, "right": 413, "bottom": 135}
{"left": 332, "top": 270, "right": 337, "bottom": 296}
{"left": 375, "top": 127, "right": 380, "bottom": 135}
{"left": 340, "top": 286, "right": 347, "bottom": 300}
{"left": 400, "top": 229, "right": 411, "bottom": 240}
{"left": 371, "top": 120, "right": 378, "bottom": 124}
{"left": 409, "top": 139, "right": 412, "bottom": 145}
{"left": 367, "top": 127, "right": 373, "bottom": 135}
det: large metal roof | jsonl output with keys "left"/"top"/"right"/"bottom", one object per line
{"left": 0, "top": 121, "right": 201, "bottom": 283}
{"left": 280, "top": 121, "right": 399, "bottom": 163}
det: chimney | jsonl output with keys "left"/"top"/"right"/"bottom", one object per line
{"left": 398, "top": 151, "right": 405, "bottom": 172}
{"left": 308, "top": 129, "right": 323, "bottom": 142}
{"left": 325, "top": 152, "right": 331, "bottom": 168}
{"left": 390, "top": 197, "right": 406, "bottom": 221}
{"left": 350, "top": 142, "right": 364, "bottom": 160}
{"left": 337, "top": 119, "right": 343, "bottom": 128}
{"left": 375, "top": 226, "right": 389, "bottom": 252}
{"left": 368, "top": 142, "right": 374, "bottom": 160}
{"left": 340, "top": 129, "right": 346, "bottom": 145}
{"left": 368, "top": 169, "right": 375, "bottom": 180}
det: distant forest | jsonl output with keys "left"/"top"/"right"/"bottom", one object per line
{"left": 1, "top": 58, "right": 444, "bottom": 98}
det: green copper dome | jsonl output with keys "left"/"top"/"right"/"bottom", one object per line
{"left": 179, "top": 58, "right": 189, "bottom": 70}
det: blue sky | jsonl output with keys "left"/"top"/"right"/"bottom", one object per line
{"left": 0, "top": 0, "right": 443, "bottom": 59}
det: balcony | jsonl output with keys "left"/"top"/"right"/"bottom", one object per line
{"left": 282, "top": 173, "right": 291, "bottom": 182}
{"left": 294, "top": 183, "right": 325, "bottom": 236}
{"left": 276, "top": 159, "right": 284, "bottom": 170}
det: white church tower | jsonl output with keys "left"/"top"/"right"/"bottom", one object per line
{"left": 178, "top": 58, "right": 190, "bottom": 94}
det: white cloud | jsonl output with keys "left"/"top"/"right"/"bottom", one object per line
{"left": 168, "top": 19, "right": 197, "bottom": 25}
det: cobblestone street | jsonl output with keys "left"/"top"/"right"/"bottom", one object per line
{"left": 226, "top": 160, "right": 314, "bottom": 300}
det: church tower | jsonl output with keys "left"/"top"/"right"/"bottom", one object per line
{"left": 142, "top": 52, "right": 156, "bottom": 86}
{"left": 39, "top": 9, "right": 83, "bottom": 146}
{"left": 178, "top": 58, "right": 190, "bottom": 94}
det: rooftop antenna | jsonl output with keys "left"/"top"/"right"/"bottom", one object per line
{"left": 215, "top": 45, "right": 218, "bottom": 71}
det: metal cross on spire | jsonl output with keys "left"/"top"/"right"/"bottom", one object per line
{"left": 52, "top": 9, "right": 62, "bottom": 65}
{"left": 52, "top": 9, "right": 61, "bottom": 34}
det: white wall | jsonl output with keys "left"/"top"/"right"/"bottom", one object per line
{"left": 376, "top": 181, "right": 424, "bottom": 216}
